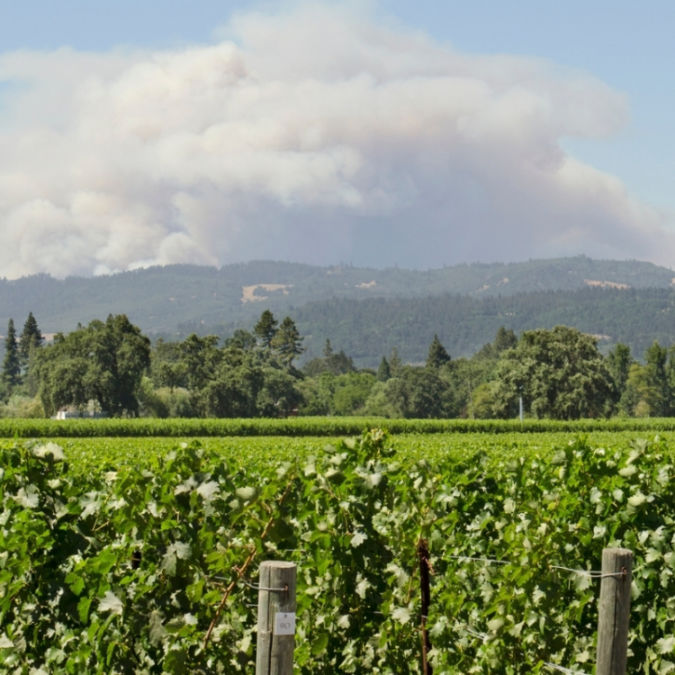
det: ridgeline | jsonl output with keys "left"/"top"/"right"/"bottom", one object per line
{"left": 1, "top": 256, "right": 673, "bottom": 365}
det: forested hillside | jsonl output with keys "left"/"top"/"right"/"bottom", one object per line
{"left": 293, "top": 286, "right": 675, "bottom": 365}
{"left": 0, "top": 257, "right": 674, "bottom": 365}
{"left": 0, "top": 257, "right": 672, "bottom": 337}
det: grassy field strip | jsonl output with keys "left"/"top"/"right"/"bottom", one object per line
{"left": 3, "top": 430, "right": 672, "bottom": 473}
{"left": 5, "top": 416, "right": 675, "bottom": 438}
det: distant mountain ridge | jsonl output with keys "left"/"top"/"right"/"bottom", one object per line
{"left": 0, "top": 257, "right": 673, "bottom": 365}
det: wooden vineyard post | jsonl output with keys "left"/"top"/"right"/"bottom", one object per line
{"left": 596, "top": 547, "right": 633, "bottom": 675}
{"left": 418, "top": 538, "right": 433, "bottom": 675}
{"left": 255, "top": 561, "right": 297, "bottom": 675}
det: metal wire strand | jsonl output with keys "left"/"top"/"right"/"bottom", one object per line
{"left": 460, "top": 624, "right": 489, "bottom": 641}
{"left": 241, "top": 579, "right": 289, "bottom": 592}
{"left": 446, "top": 555, "right": 635, "bottom": 580}
{"left": 550, "top": 565, "right": 628, "bottom": 579}
{"left": 544, "top": 661, "right": 589, "bottom": 675}
{"left": 446, "top": 555, "right": 510, "bottom": 565}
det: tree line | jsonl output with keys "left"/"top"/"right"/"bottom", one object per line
{"left": 3, "top": 310, "right": 675, "bottom": 420}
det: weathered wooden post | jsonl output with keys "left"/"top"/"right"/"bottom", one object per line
{"left": 418, "top": 538, "right": 433, "bottom": 675}
{"left": 255, "top": 561, "right": 297, "bottom": 675}
{"left": 596, "top": 547, "right": 633, "bottom": 675}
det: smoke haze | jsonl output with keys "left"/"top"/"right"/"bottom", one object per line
{"left": 0, "top": 3, "right": 673, "bottom": 278}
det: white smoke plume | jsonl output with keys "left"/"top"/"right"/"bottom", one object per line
{"left": 0, "top": 3, "right": 672, "bottom": 278}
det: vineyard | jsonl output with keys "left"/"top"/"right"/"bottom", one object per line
{"left": 4, "top": 416, "right": 675, "bottom": 438}
{"left": 0, "top": 425, "right": 673, "bottom": 672}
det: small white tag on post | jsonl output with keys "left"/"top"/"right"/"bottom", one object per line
{"left": 274, "top": 612, "right": 296, "bottom": 636}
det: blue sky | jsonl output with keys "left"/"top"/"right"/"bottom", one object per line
{"left": 0, "top": 1, "right": 673, "bottom": 276}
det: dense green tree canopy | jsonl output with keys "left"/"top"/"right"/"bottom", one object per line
{"left": 364, "top": 366, "right": 452, "bottom": 418}
{"left": 34, "top": 314, "right": 150, "bottom": 417}
{"left": 303, "top": 339, "right": 355, "bottom": 377}
{"left": 225, "top": 329, "right": 257, "bottom": 351}
{"left": 148, "top": 317, "right": 307, "bottom": 418}
{"left": 11, "top": 307, "right": 675, "bottom": 421}
{"left": 491, "top": 326, "right": 618, "bottom": 420}
{"left": 492, "top": 326, "right": 518, "bottom": 353}
{"left": 256, "top": 366, "right": 303, "bottom": 417}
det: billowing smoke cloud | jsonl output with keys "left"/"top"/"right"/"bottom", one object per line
{"left": 0, "top": 3, "right": 672, "bottom": 278}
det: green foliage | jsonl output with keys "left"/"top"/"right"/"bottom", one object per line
{"left": 271, "top": 316, "right": 304, "bottom": 366}
{"left": 2, "top": 319, "right": 20, "bottom": 392}
{"left": 151, "top": 339, "right": 190, "bottom": 390}
{"left": 0, "top": 394, "right": 44, "bottom": 419}
{"left": 149, "top": 318, "right": 306, "bottom": 419}
{"left": 615, "top": 342, "right": 675, "bottom": 418}
{"left": 426, "top": 334, "right": 451, "bottom": 369}
{"left": 254, "top": 310, "right": 278, "bottom": 349}
{"left": 440, "top": 354, "right": 496, "bottom": 418}
{"left": 178, "top": 334, "right": 222, "bottom": 394}
{"left": 364, "top": 367, "right": 454, "bottom": 418}
{"left": 0, "top": 439, "right": 276, "bottom": 671}
{"left": 424, "top": 437, "right": 675, "bottom": 673}
{"left": 255, "top": 366, "right": 303, "bottom": 417}
{"left": 644, "top": 342, "right": 671, "bottom": 416}
{"left": 388, "top": 348, "right": 403, "bottom": 377}
{"left": 621, "top": 363, "right": 651, "bottom": 417}
{"left": 607, "top": 342, "right": 633, "bottom": 393}
{"left": 296, "top": 373, "right": 334, "bottom": 415}
{"left": 8, "top": 415, "right": 675, "bottom": 438}
{"left": 493, "top": 325, "right": 518, "bottom": 353}
{"left": 293, "top": 286, "right": 675, "bottom": 367}
{"left": 376, "top": 356, "right": 391, "bottom": 382}
{"left": 19, "top": 311, "right": 43, "bottom": 364}
{"left": 492, "top": 326, "right": 618, "bottom": 419}
{"left": 33, "top": 315, "right": 151, "bottom": 417}
{"left": 224, "top": 329, "right": 257, "bottom": 351}
{"left": 298, "top": 372, "right": 375, "bottom": 416}
{"left": 331, "top": 372, "right": 376, "bottom": 416}
{"left": 0, "top": 431, "right": 673, "bottom": 672}
{"left": 4, "top": 259, "right": 675, "bottom": 367}
{"left": 303, "top": 340, "right": 355, "bottom": 377}
{"left": 11, "top": 307, "right": 675, "bottom": 423}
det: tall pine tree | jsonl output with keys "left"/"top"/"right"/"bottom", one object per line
{"left": 2, "top": 319, "right": 21, "bottom": 390}
{"left": 426, "top": 334, "right": 451, "bottom": 369}
{"left": 20, "top": 312, "right": 43, "bottom": 362}
{"left": 271, "top": 316, "right": 304, "bottom": 366}
{"left": 377, "top": 356, "right": 391, "bottom": 382}
{"left": 644, "top": 341, "right": 670, "bottom": 416}
{"left": 388, "top": 348, "right": 402, "bottom": 376}
{"left": 254, "top": 310, "right": 278, "bottom": 350}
